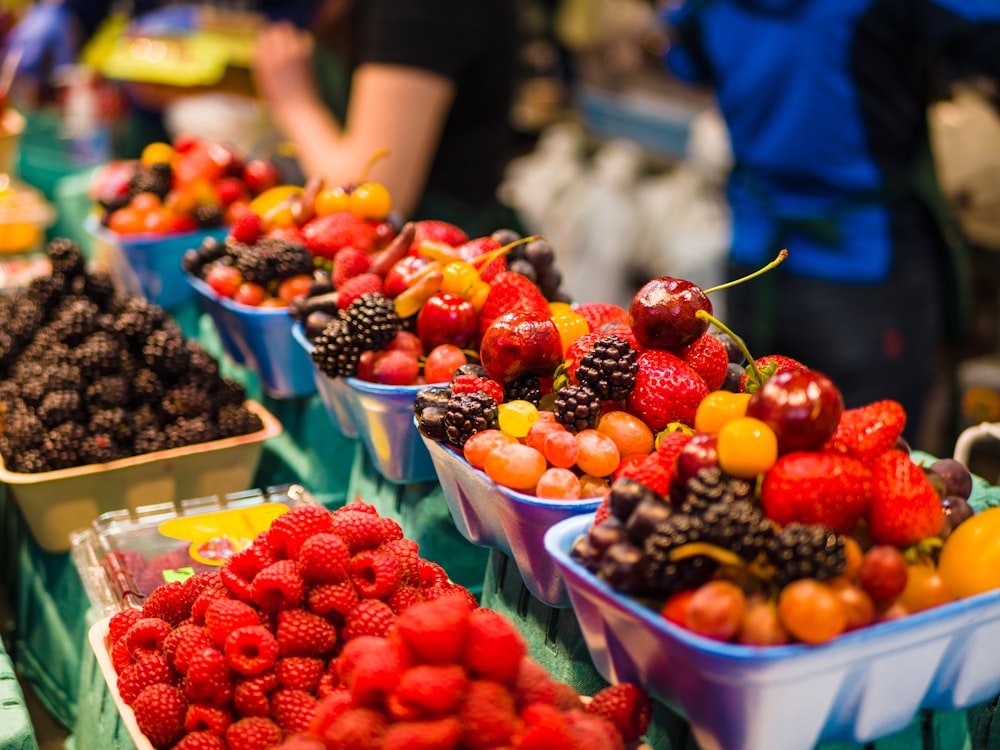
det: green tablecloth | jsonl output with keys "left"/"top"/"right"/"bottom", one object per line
{"left": 0, "top": 627, "right": 38, "bottom": 750}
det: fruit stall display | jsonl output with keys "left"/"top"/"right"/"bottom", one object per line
{"left": 0, "top": 237, "right": 281, "bottom": 551}
{"left": 87, "top": 500, "right": 655, "bottom": 750}
{"left": 85, "top": 138, "right": 282, "bottom": 308}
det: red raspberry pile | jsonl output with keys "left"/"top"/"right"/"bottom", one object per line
{"left": 104, "top": 501, "right": 651, "bottom": 749}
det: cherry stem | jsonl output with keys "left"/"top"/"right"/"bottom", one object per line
{"left": 358, "top": 148, "right": 391, "bottom": 183}
{"left": 703, "top": 249, "right": 788, "bottom": 295}
{"left": 695, "top": 309, "right": 765, "bottom": 389}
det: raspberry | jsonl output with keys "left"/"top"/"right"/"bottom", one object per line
{"left": 168, "top": 624, "right": 213, "bottom": 676}
{"left": 221, "top": 548, "right": 265, "bottom": 601}
{"left": 110, "top": 636, "right": 133, "bottom": 674}
{"left": 450, "top": 373, "right": 504, "bottom": 405}
{"left": 463, "top": 608, "right": 526, "bottom": 683}
{"left": 331, "top": 510, "right": 388, "bottom": 552}
{"left": 298, "top": 532, "right": 351, "bottom": 582}
{"left": 308, "top": 687, "right": 355, "bottom": 736}
{"left": 380, "top": 539, "right": 421, "bottom": 586}
{"left": 515, "top": 703, "right": 576, "bottom": 748}
{"left": 190, "top": 581, "right": 230, "bottom": 625}
{"left": 380, "top": 516, "right": 404, "bottom": 542}
{"left": 585, "top": 683, "right": 652, "bottom": 743}
{"left": 184, "top": 702, "right": 233, "bottom": 736}
{"left": 204, "top": 598, "right": 260, "bottom": 648}
{"left": 417, "top": 559, "right": 449, "bottom": 589}
{"left": 185, "top": 647, "right": 234, "bottom": 707}
{"left": 341, "top": 599, "right": 396, "bottom": 641}
{"left": 420, "top": 583, "right": 478, "bottom": 610}
{"left": 565, "top": 709, "right": 626, "bottom": 750}
{"left": 184, "top": 571, "right": 223, "bottom": 604}
{"left": 387, "top": 664, "right": 467, "bottom": 719}
{"left": 132, "top": 683, "right": 187, "bottom": 749}
{"left": 336, "top": 273, "right": 383, "bottom": 310}
{"left": 336, "top": 500, "right": 379, "bottom": 516}
{"left": 394, "top": 597, "right": 471, "bottom": 664}
{"left": 316, "top": 672, "right": 339, "bottom": 699}
{"left": 272, "top": 733, "right": 325, "bottom": 750}
{"left": 224, "top": 625, "right": 280, "bottom": 676}
{"left": 251, "top": 559, "right": 305, "bottom": 611}
{"left": 614, "top": 453, "right": 671, "bottom": 495}
{"left": 350, "top": 549, "right": 403, "bottom": 599}
{"left": 117, "top": 652, "right": 174, "bottom": 705}
{"left": 382, "top": 717, "right": 462, "bottom": 750}
{"left": 125, "top": 617, "right": 173, "bottom": 656}
{"left": 385, "top": 585, "right": 423, "bottom": 614}
{"left": 276, "top": 609, "right": 339, "bottom": 657}
{"left": 307, "top": 580, "right": 359, "bottom": 617}
{"left": 456, "top": 679, "right": 519, "bottom": 747}
{"left": 512, "top": 657, "right": 559, "bottom": 708}
{"left": 270, "top": 505, "right": 334, "bottom": 558}
{"left": 172, "top": 731, "right": 227, "bottom": 750}
{"left": 225, "top": 716, "right": 283, "bottom": 750}
{"left": 230, "top": 212, "right": 263, "bottom": 245}
{"left": 272, "top": 688, "right": 319, "bottom": 734}
{"left": 313, "top": 707, "right": 387, "bottom": 750}
{"left": 333, "top": 247, "right": 371, "bottom": 289}
{"left": 108, "top": 608, "right": 143, "bottom": 643}
{"left": 275, "top": 656, "right": 324, "bottom": 692}
{"left": 234, "top": 671, "right": 279, "bottom": 718}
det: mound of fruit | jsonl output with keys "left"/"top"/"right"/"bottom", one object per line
{"left": 103, "top": 501, "right": 651, "bottom": 749}
{"left": 0, "top": 238, "right": 264, "bottom": 473}
{"left": 90, "top": 137, "right": 282, "bottom": 234}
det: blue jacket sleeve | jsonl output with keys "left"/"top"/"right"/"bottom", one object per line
{"left": 661, "top": 2, "right": 712, "bottom": 84}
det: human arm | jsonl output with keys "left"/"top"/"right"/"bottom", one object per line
{"left": 251, "top": 21, "right": 455, "bottom": 219}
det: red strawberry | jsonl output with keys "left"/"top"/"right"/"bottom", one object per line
{"left": 868, "top": 450, "right": 944, "bottom": 547}
{"left": 655, "top": 429, "right": 693, "bottom": 472}
{"left": 739, "top": 354, "right": 807, "bottom": 393}
{"left": 574, "top": 302, "right": 629, "bottom": 333}
{"left": 601, "top": 323, "right": 643, "bottom": 352}
{"left": 626, "top": 350, "right": 710, "bottom": 430}
{"left": 132, "top": 683, "right": 188, "bottom": 749}
{"left": 613, "top": 453, "right": 671, "bottom": 495}
{"left": 824, "top": 399, "right": 907, "bottom": 463}
{"left": 477, "top": 271, "right": 551, "bottom": 341}
{"left": 333, "top": 247, "right": 371, "bottom": 289}
{"left": 585, "top": 683, "right": 652, "bottom": 743}
{"left": 675, "top": 333, "right": 728, "bottom": 391}
{"left": 410, "top": 219, "right": 469, "bottom": 254}
{"left": 302, "top": 211, "right": 378, "bottom": 259}
{"left": 266, "top": 224, "right": 306, "bottom": 245}
{"left": 336, "top": 273, "right": 383, "bottom": 310}
{"left": 229, "top": 210, "right": 262, "bottom": 245}
{"left": 759, "top": 451, "right": 871, "bottom": 534}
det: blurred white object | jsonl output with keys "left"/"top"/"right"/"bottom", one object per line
{"left": 165, "top": 93, "right": 280, "bottom": 157}
{"left": 686, "top": 106, "right": 733, "bottom": 187}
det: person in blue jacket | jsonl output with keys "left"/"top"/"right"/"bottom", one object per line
{"left": 663, "top": 0, "right": 1000, "bottom": 444}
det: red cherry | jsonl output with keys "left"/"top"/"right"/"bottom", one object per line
{"left": 415, "top": 292, "right": 477, "bottom": 350}
{"left": 205, "top": 266, "right": 243, "bottom": 298}
{"left": 423, "top": 344, "right": 468, "bottom": 384}
{"left": 277, "top": 274, "right": 314, "bottom": 304}
{"left": 242, "top": 159, "right": 280, "bottom": 196}
{"left": 382, "top": 255, "right": 435, "bottom": 298}
{"left": 233, "top": 282, "right": 268, "bottom": 307}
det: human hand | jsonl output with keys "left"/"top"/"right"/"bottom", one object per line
{"left": 3, "top": 2, "right": 77, "bottom": 78}
{"left": 252, "top": 22, "right": 318, "bottom": 108}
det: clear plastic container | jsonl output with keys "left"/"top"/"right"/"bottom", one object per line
{"left": 1, "top": 399, "right": 281, "bottom": 553}
{"left": 188, "top": 274, "right": 317, "bottom": 398}
{"left": 70, "top": 483, "right": 317, "bottom": 618}
{"left": 86, "top": 214, "right": 227, "bottom": 309}
{"left": 421, "top": 432, "right": 601, "bottom": 606}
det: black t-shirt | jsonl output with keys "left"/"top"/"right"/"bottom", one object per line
{"left": 354, "top": 0, "right": 519, "bottom": 209}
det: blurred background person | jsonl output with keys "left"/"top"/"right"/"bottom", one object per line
{"left": 250, "top": 0, "right": 522, "bottom": 236}
{"left": 662, "top": 0, "right": 1000, "bottom": 444}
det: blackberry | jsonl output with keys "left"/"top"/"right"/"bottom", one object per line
{"left": 503, "top": 374, "right": 541, "bottom": 406}
{"left": 180, "top": 248, "right": 205, "bottom": 277}
{"left": 46, "top": 238, "right": 86, "bottom": 278}
{"left": 311, "top": 317, "right": 363, "bottom": 378}
{"left": 599, "top": 541, "right": 651, "bottom": 594}
{"left": 134, "top": 426, "right": 171, "bottom": 455}
{"left": 39, "top": 421, "right": 86, "bottom": 470}
{"left": 345, "top": 293, "right": 401, "bottom": 351}
{"left": 113, "top": 299, "right": 167, "bottom": 350}
{"left": 129, "top": 167, "right": 171, "bottom": 199}
{"left": 44, "top": 362, "right": 83, "bottom": 393}
{"left": 95, "top": 189, "right": 130, "bottom": 215}
{"left": 86, "top": 374, "right": 132, "bottom": 409}
{"left": 75, "top": 331, "right": 124, "bottom": 378}
{"left": 217, "top": 404, "right": 264, "bottom": 438}
{"left": 133, "top": 368, "right": 166, "bottom": 404}
{"left": 674, "top": 466, "right": 754, "bottom": 514}
{"left": 625, "top": 496, "right": 678, "bottom": 546}
{"left": 165, "top": 416, "right": 218, "bottom": 447}
{"left": 1, "top": 407, "right": 44, "bottom": 452}
{"left": 0, "top": 331, "right": 19, "bottom": 373}
{"left": 212, "top": 377, "right": 247, "bottom": 407}
{"left": 89, "top": 407, "right": 134, "bottom": 444}
{"left": 143, "top": 329, "right": 189, "bottom": 379}
{"left": 443, "top": 391, "right": 498, "bottom": 447}
{"left": 82, "top": 270, "right": 119, "bottom": 309}
{"left": 192, "top": 203, "right": 224, "bottom": 228}
{"left": 36, "top": 389, "right": 84, "bottom": 428}
{"left": 161, "top": 381, "right": 213, "bottom": 420}
{"left": 25, "top": 275, "right": 64, "bottom": 311}
{"left": 414, "top": 386, "right": 452, "bottom": 417}
{"left": 8, "top": 447, "right": 50, "bottom": 473}
{"left": 765, "top": 523, "right": 846, "bottom": 588}
{"left": 79, "top": 433, "right": 122, "bottom": 464}
{"left": 130, "top": 403, "right": 161, "bottom": 435}
{"left": 51, "top": 297, "right": 100, "bottom": 346}
{"left": 576, "top": 335, "right": 638, "bottom": 401}
{"left": 641, "top": 512, "right": 718, "bottom": 596}
{"left": 608, "top": 478, "right": 664, "bottom": 524}
{"left": 185, "top": 341, "right": 220, "bottom": 381}
{"left": 8, "top": 298, "right": 46, "bottom": 342}
{"left": 234, "top": 238, "right": 314, "bottom": 285}
{"left": 702, "top": 500, "right": 777, "bottom": 562}
{"left": 18, "top": 376, "right": 48, "bottom": 407}
{"left": 552, "top": 383, "right": 601, "bottom": 433}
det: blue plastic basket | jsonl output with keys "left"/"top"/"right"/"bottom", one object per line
{"left": 293, "top": 324, "right": 436, "bottom": 484}
{"left": 545, "top": 512, "right": 1000, "bottom": 750}
{"left": 188, "top": 275, "right": 317, "bottom": 399}
{"left": 86, "top": 215, "right": 228, "bottom": 310}
{"left": 421, "top": 433, "right": 601, "bottom": 607}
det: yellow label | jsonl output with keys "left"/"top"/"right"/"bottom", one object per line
{"left": 158, "top": 503, "right": 290, "bottom": 567}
